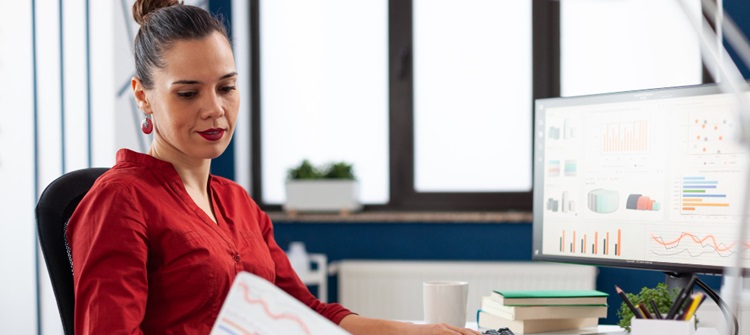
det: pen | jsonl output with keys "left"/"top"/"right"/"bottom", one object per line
{"left": 649, "top": 299, "right": 663, "bottom": 319}
{"left": 638, "top": 303, "right": 653, "bottom": 319}
{"left": 615, "top": 285, "right": 644, "bottom": 319}
{"left": 695, "top": 291, "right": 708, "bottom": 309}
{"left": 666, "top": 275, "right": 698, "bottom": 319}
{"left": 675, "top": 296, "right": 694, "bottom": 320}
{"left": 681, "top": 292, "right": 705, "bottom": 321}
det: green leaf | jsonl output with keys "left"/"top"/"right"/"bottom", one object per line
{"left": 617, "top": 283, "right": 680, "bottom": 333}
{"left": 287, "top": 160, "right": 323, "bottom": 180}
{"left": 323, "top": 162, "right": 355, "bottom": 180}
{"left": 287, "top": 160, "right": 356, "bottom": 180}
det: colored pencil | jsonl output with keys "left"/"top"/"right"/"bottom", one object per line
{"left": 666, "top": 276, "right": 698, "bottom": 319}
{"left": 649, "top": 300, "right": 663, "bottom": 319}
{"left": 615, "top": 285, "right": 644, "bottom": 319}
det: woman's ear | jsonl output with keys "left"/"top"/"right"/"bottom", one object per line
{"left": 132, "top": 77, "right": 151, "bottom": 114}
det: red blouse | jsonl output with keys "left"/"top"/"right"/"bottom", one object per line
{"left": 67, "top": 149, "right": 351, "bottom": 334}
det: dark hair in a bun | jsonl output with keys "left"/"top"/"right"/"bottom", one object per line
{"left": 132, "top": 0, "right": 180, "bottom": 26}
{"left": 132, "top": 0, "right": 228, "bottom": 89}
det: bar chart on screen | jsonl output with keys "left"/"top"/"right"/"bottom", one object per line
{"left": 555, "top": 227, "right": 623, "bottom": 257}
{"left": 210, "top": 272, "right": 351, "bottom": 335}
{"left": 677, "top": 174, "right": 742, "bottom": 216}
{"left": 601, "top": 120, "right": 649, "bottom": 154}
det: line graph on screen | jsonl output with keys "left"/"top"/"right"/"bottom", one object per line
{"left": 648, "top": 230, "right": 750, "bottom": 265}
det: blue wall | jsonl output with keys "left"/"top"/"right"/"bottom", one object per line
{"left": 273, "top": 221, "right": 723, "bottom": 326}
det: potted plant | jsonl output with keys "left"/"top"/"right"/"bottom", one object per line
{"left": 283, "top": 159, "right": 362, "bottom": 215}
{"left": 617, "top": 283, "right": 699, "bottom": 333}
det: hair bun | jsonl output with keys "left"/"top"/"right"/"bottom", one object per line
{"left": 132, "top": 0, "right": 181, "bottom": 25}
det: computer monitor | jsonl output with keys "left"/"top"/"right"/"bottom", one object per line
{"left": 532, "top": 83, "right": 750, "bottom": 276}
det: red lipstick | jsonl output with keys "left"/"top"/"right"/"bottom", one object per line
{"left": 198, "top": 128, "right": 224, "bottom": 141}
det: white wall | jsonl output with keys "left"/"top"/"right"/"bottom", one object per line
{"left": 0, "top": 0, "right": 113, "bottom": 333}
{"left": 0, "top": 1, "right": 39, "bottom": 333}
{"left": 0, "top": 1, "right": 248, "bottom": 333}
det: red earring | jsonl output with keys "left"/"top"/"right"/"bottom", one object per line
{"left": 141, "top": 117, "right": 153, "bottom": 134}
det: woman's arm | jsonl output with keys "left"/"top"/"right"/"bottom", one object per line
{"left": 67, "top": 183, "right": 149, "bottom": 335}
{"left": 339, "top": 314, "right": 482, "bottom": 335}
{"left": 250, "top": 202, "right": 353, "bottom": 323}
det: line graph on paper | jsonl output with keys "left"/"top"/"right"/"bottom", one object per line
{"left": 210, "top": 272, "right": 351, "bottom": 335}
{"left": 648, "top": 230, "right": 750, "bottom": 265}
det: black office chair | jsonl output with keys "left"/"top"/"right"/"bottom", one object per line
{"left": 35, "top": 167, "right": 108, "bottom": 335}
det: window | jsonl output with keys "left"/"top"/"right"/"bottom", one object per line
{"left": 252, "top": 0, "right": 552, "bottom": 210}
{"left": 560, "top": 0, "right": 703, "bottom": 96}
{"left": 413, "top": 0, "right": 532, "bottom": 193}
{"left": 256, "top": 0, "right": 389, "bottom": 204}
{"left": 250, "top": 0, "right": 705, "bottom": 211}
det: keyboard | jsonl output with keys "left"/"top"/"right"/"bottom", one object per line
{"left": 482, "top": 328, "right": 515, "bottom": 335}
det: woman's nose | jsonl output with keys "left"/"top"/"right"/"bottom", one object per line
{"left": 201, "top": 92, "right": 225, "bottom": 119}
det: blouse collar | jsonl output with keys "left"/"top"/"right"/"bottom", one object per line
{"left": 116, "top": 148, "right": 182, "bottom": 181}
{"left": 115, "top": 148, "right": 216, "bottom": 186}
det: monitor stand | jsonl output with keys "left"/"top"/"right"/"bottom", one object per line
{"left": 665, "top": 272, "right": 694, "bottom": 293}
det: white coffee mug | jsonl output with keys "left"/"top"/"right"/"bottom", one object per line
{"left": 423, "top": 280, "right": 469, "bottom": 328}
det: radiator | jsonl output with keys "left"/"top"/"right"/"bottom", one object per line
{"left": 333, "top": 260, "right": 598, "bottom": 321}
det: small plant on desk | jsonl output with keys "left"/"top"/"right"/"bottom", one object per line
{"left": 617, "top": 283, "right": 681, "bottom": 332}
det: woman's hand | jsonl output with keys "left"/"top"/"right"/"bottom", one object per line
{"left": 339, "top": 315, "right": 482, "bottom": 335}
{"left": 409, "top": 322, "right": 483, "bottom": 335}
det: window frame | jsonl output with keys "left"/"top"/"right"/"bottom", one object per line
{"left": 250, "top": 0, "right": 558, "bottom": 211}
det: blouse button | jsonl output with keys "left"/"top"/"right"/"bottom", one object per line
{"left": 233, "top": 253, "right": 241, "bottom": 263}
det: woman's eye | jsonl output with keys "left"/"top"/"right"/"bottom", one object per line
{"left": 177, "top": 92, "right": 197, "bottom": 98}
{"left": 221, "top": 86, "right": 236, "bottom": 93}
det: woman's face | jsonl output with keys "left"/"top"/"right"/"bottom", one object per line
{"left": 134, "top": 31, "right": 239, "bottom": 162}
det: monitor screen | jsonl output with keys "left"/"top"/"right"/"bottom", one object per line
{"left": 532, "top": 83, "right": 749, "bottom": 274}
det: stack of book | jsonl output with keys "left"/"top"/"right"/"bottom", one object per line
{"left": 477, "top": 289, "right": 609, "bottom": 334}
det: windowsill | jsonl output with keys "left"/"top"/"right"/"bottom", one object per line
{"left": 267, "top": 211, "right": 532, "bottom": 223}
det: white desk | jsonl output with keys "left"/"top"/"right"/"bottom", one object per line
{"left": 409, "top": 321, "right": 721, "bottom": 335}
{"left": 468, "top": 322, "right": 624, "bottom": 335}
{"left": 522, "top": 325, "right": 624, "bottom": 335}
{"left": 473, "top": 322, "right": 717, "bottom": 335}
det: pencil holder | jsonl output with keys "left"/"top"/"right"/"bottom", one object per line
{"left": 630, "top": 317, "right": 695, "bottom": 335}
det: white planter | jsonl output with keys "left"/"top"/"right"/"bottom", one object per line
{"left": 283, "top": 180, "right": 362, "bottom": 213}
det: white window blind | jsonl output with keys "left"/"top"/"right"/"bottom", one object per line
{"left": 413, "top": 0, "right": 533, "bottom": 192}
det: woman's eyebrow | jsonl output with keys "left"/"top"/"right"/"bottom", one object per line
{"left": 171, "top": 79, "right": 200, "bottom": 85}
{"left": 171, "top": 72, "right": 237, "bottom": 86}
{"left": 220, "top": 71, "right": 238, "bottom": 80}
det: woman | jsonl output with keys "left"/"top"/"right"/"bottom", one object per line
{"left": 66, "top": 1, "right": 481, "bottom": 334}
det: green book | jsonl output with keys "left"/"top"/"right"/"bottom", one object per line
{"left": 490, "top": 290, "right": 608, "bottom": 306}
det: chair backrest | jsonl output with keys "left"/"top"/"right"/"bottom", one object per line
{"left": 35, "top": 167, "right": 108, "bottom": 335}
